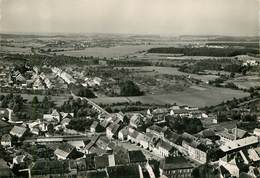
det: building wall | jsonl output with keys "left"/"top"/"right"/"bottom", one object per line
{"left": 160, "top": 168, "right": 193, "bottom": 178}
{"left": 183, "top": 142, "right": 207, "bottom": 164}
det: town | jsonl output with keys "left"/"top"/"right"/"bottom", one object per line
{"left": 0, "top": 49, "right": 260, "bottom": 178}
{"left": 1, "top": 0, "right": 260, "bottom": 178}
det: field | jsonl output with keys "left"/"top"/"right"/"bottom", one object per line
{"left": 0, "top": 46, "right": 32, "bottom": 54}
{"left": 0, "top": 92, "right": 69, "bottom": 107}
{"left": 54, "top": 45, "right": 163, "bottom": 58}
{"left": 225, "top": 75, "right": 260, "bottom": 89}
{"left": 119, "top": 66, "right": 219, "bottom": 83}
{"left": 92, "top": 86, "right": 249, "bottom": 108}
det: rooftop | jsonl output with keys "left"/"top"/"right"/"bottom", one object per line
{"left": 220, "top": 136, "right": 259, "bottom": 152}
{"left": 160, "top": 156, "right": 193, "bottom": 170}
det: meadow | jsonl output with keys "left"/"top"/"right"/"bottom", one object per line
{"left": 54, "top": 45, "right": 162, "bottom": 58}
{"left": 92, "top": 86, "right": 249, "bottom": 108}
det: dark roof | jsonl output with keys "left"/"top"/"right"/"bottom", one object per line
{"left": 86, "top": 170, "right": 107, "bottom": 178}
{"left": 107, "top": 164, "right": 140, "bottom": 178}
{"left": 113, "top": 147, "right": 130, "bottom": 165}
{"left": 94, "top": 154, "right": 109, "bottom": 169}
{"left": 156, "top": 139, "right": 174, "bottom": 152}
{"left": 31, "top": 160, "right": 70, "bottom": 175}
{"left": 148, "top": 125, "right": 164, "bottom": 134}
{"left": 239, "top": 172, "right": 253, "bottom": 178}
{"left": 85, "top": 154, "right": 96, "bottom": 170}
{"left": 70, "top": 158, "right": 87, "bottom": 172}
{"left": 128, "top": 150, "right": 147, "bottom": 163}
{"left": 219, "top": 165, "right": 231, "bottom": 178}
{"left": 57, "top": 142, "right": 75, "bottom": 153}
{"left": 160, "top": 157, "right": 193, "bottom": 170}
{"left": 164, "top": 130, "right": 181, "bottom": 144}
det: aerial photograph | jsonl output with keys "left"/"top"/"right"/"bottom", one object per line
{"left": 0, "top": 0, "right": 259, "bottom": 177}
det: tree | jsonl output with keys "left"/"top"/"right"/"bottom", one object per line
{"left": 119, "top": 80, "right": 143, "bottom": 96}
{"left": 31, "top": 96, "right": 39, "bottom": 106}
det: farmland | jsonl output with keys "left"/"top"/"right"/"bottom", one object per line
{"left": 118, "top": 66, "right": 220, "bottom": 83}
{"left": 0, "top": 46, "right": 32, "bottom": 54}
{"left": 54, "top": 45, "right": 163, "bottom": 58}
{"left": 92, "top": 86, "right": 249, "bottom": 108}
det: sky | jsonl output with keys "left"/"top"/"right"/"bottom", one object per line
{"left": 0, "top": 0, "right": 259, "bottom": 36}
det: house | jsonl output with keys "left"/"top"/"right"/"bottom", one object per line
{"left": 0, "top": 108, "right": 13, "bottom": 121}
{"left": 219, "top": 155, "right": 244, "bottom": 178}
{"left": 67, "top": 140, "right": 86, "bottom": 151}
{"left": 106, "top": 123, "right": 120, "bottom": 139}
{"left": 219, "top": 165, "right": 232, "bottom": 178}
{"left": 43, "top": 109, "right": 61, "bottom": 123}
{"left": 54, "top": 143, "right": 80, "bottom": 160}
{"left": 137, "top": 132, "right": 152, "bottom": 149}
{"left": 253, "top": 128, "right": 260, "bottom": 137}
{"left": 60, "top": 112, "right": 74, "bottom": 120}
{"left": 159, "top": 157, "right": 193, "bottom": 178}
{"left": 31, "top": 128, "right": 39, "bottom": 135}
{"left": 94, "top": 154, "right": 110, "bottom": 169}
{"left": 128, "top": 128, "right": 141, "bottom": 144}
{"left": 152, "top": 108, "right": 168, "bottom": 122}
{"left": 31, "top": 159, "right": 70, "bottom": 177}
{"left": 10, "top": 126, "right": 27, "bottom": 138}
{"left": 96, "top": 136, "right": 111, "bottom": 150}
{"left": 182, "top": 140, "right": 208, "bottom": 164}
{"left": 33, "top": 77, "right": 45, "bottom": 90}
{"left": 220, "top": 136, "right": 259, "bottom": 155}
{"left": 1, "top": 134, "right": 12, "bottom": 147}
{"left": 218, "top": 127, "right": 248, "bottom": 143}
{"left": 164, "top": 130, "right": 181, "bottom": 147}
{"left": 93, "top": 77, "right": 102, "bottom": 86}
{"left": 146, "top": 125, "right": 166, "bottom": 138}
{"left": 106, "top": 164, "right": 143, "bottom": 178}
{"left": 13, "top": 155, "right": 26, "bottom": 165}
{"left": 128, "top": 150, "right": 147, "bottom": 164}
{"left": 118, "top": 126, "right": 129, "bottom": 141}
{"left": 113, "top": 146, "right": 130, "bottom": 165}
{"left": 60, "top": 118, "right": 71, "bottom": 128}
{"left": 154, "top": 139, "right": 179, "bottom": 158}
{"left": 100, "top": 119, "right": 110, "bottom": 129}
{"left": 129, "top": 113, "right": 145, "bottom": 129}
{"left": 90, "top": 121, "right": 103, "bottom": 133}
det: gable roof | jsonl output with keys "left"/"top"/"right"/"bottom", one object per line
{"left": 128, "top": 150, "right": 147, "bottom": 163}
{"left": 220, "top": 136, "right": 259, "bottom": 153}
{"left": 107, "top": 123, "right": 120, "bottom": 134}
{"left": 10, "top": 126, "right": 27, "bottom": 137}
{"left": 1, "top": 134, "right": 12, "bottom": 142}
{"left": 96, "top": 136, "right": 110, "bottom": 150}
{"left": 107, "top": 164, "right": 140, "bottom": 178}
{"left": 160, "top": 156, "right": 193, "bottom": 170}
{"left": 94, "top": 154, "right": 109, "bottom": 169}
{"left": 54, "top": 143, "right": 76, "bottom": 159}
{"left": 31, "top": 160, "right": 70, "bottom": 175}
{"left": 156, "top": 139, "right": 174, "bottom": 152}
{"left": 91, "top": 121, "right": 99, "bottom": 129}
